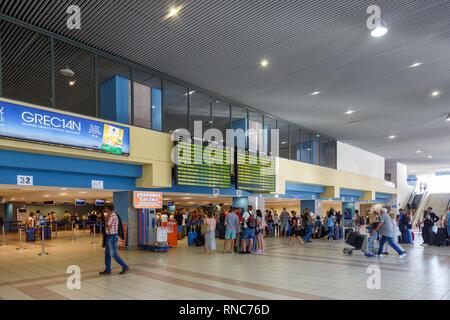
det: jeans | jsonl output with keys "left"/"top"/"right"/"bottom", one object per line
{"left": 327, "top": 225, "right": 334, "bottom": 240}
{"left": 105, "top": 234, "right": 128, "bottom": 272}
{"left": 422, "top": 227, "right": 430, "bottom": 244}
{"left": 305, "top": 224, "right": 313, "bottom": 242}
{"left": 268, "top": 222, "right": 274, "bottom": 236}
{"left": 378, "top": 236, "right": 405, "bottom": 255}
{"left": 280, "top": 222, "right": 288, "bottom": 236}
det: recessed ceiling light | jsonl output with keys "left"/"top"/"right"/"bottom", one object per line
{"left": 428, "top": 155, "right": 433, "bottom": 159}
{"left": 260, "top": 59, "right": 269, "bottom": 68}
{"left": 371, "top": 21, "right": 388, "bottom": 37}
{"left": 416, "top": 150, "right": 422, "bottom": 154}
{"left": 184, "top": 90, "right": 196, "bottom": 96}
{"left": 281, "top": 141, "right": 287, "bottom": 145}
{"left": 10, "top": 198, "right": 16, "bottom": 201}
{"left": 310, "top": 91, "right": 322, "bottom": 96}
{"left": 388, "top": 135, "right": 397, "bottom": 140}
{"left": 446, "top": 114, "right": 450, "bottom": 122}
{"left": 409, "top": 62, "right": 423, "bottom": 68}
{"left": 69, "top": 80, "right": 76, "bottom": 86}
{"left": 343, "top": 110, "right": 356, "bottom": 115}
{"left": 43, "top": 195, "right": 50, "bottom": 198}
{"left": 167, "top": 6, "right": 181, "bottom": 18}
{"left": 59, "top": 193, "right": 68, "bottom": 196}
{"left": 431, "top": 91, "right": 441, "bottom": 97}
{"left": 79, "top": 191, "right": 88, "bottom": 194}
{"left": 61, "top": 188, "right": 67, "bottom": 190}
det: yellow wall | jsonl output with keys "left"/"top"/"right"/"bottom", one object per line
{"left": 0, "top": 97, "right": 397, "bottom": 196}
{"left": 276, "top": 158, "right": 396, "bottom": 198}
{"left": 0, "top": 97, "right": 173, "bottom": 188}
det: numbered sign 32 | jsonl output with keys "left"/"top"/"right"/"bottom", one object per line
{"left": 17, "top": 175, "right": 33, "bottom": 186}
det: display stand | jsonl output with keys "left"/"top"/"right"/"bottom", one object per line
{"left": 0, "top": 223, "right": 7, "bottom": 246}
{"left": 38, "top": 225, "right": 49, "bottom": 256}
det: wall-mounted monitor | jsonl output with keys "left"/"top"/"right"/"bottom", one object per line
{"left": 75, "top": 199, "right": 86, "bottom": 206}
{"left": 95, "top": 199, "right": 106, "bottom": 207}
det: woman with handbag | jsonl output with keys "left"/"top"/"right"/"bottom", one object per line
{"left": 204, "top": 211, "right": 217, "bottom": 254}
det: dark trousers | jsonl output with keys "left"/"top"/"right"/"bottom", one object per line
{"left": 422, "top": 227, "right": 430, "bottom": 244}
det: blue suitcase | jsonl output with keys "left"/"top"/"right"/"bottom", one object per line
{"left": 26, "top": 228, "right": 36, "bottom": 242}
{"left": 188, "top": 231, "right": 198, "bottom": 247}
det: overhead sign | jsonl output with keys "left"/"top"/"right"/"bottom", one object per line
{"left": 91, "top": 180, "right": 104, "bottom": 190}
{"left": 175, "top": 141, "right": 231, "bottom": 189}
{"left": 133, "top": 191, "right": 163, "bottom": 209}
{"left": 0, "top": 100, "right": 130, "bottom": 156}
{"left": 213, "top": 189, "right": 220, "bottom": 197}
{"left": 17, "top": 175, "right": 33, "bottom": 186}
{"left": 236, "top": 150, "right": 276, "bottom": 193}
{"left": 236, "top": 190, "right": 243, "bottom": 197}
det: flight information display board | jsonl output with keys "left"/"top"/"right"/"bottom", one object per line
{"left": 236, "top": 150, "right": 276, "bottom": 193}
{"left": 175, "top": 141, "right": 231, "bottom": 189}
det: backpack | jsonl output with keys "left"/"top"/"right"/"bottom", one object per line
{"left": 244, "top": 213, "right": 256, "bottom": 229}
{"left": 116, "top": 213, "right": 125, "bottom": 240}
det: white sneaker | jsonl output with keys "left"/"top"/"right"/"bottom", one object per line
{"left": 399, "top": 253, "right": 406, "bottom": 259}
{"left": 377, "top": 254, "right": 383, "bottom": 258}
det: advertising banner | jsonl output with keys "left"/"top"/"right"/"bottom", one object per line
{"left": 133, "top": 191, "right": 163, "bottom": 209}
{"left": 0, "top": 100, "right": 130, "bottom": 156}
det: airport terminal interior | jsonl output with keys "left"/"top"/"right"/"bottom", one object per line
{"left": 0, "top": 1, "right": 449, "bottom": 301}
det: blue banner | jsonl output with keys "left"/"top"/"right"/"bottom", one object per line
{"left": 0, "top": 100, "right": 130, "bottom": 156}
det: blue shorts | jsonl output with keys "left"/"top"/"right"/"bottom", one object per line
{"left": 225, "top": 228, "right": 237, "bottom": 240}
{"left": 241, "top": 228, "right": 255, "bottom": 240}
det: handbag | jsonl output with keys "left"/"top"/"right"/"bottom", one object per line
{"left": 201, "top": 222, "right": 210, "bottom": 234}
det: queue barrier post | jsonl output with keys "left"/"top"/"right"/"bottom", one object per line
{"left": 71, "top": 220, "right": 77, "bottom": 241}
{"left": 55, "top": 221, "right": 58, "bottom": 240}
{"left": 16, "top": 226, "right": 25, "bottom": 251}
{"left": 38, "top": 225, "right": 49, "bottom": 256}
{"left": 1, "top": 223, "right": 7, "bottom": 246}
{"left": 91, "top": 222, "right": 97, "bottom": 244}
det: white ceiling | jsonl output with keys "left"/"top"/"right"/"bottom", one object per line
{"left": 1, "top": 0, "right": 450, "bottom": 173}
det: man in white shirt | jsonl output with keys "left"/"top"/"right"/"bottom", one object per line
{"left": 240, "top": 206, "right": 255, "bottom": 254}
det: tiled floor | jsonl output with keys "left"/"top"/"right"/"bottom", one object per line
{"left": 0, "top": 230, "right": 448, "bottom": 300}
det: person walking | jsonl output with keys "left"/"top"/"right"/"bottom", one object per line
{"left": 273, "top": 212, "right": 280, "bottom": 237}
{"left": 326, "top": 211, "right": 335, "bottom": 241}
{"left": 421, "top": 207, "right": 440, "bottom": 246}
{"left": 371, "top": 208, "right": 406, "bottom": 259}
{"left": 255, "top": 210, "right": 265, "bottom": 254}
{"left": 204, "top": 212, "right": 217, "bottom": 254}
{"left": 354, "top": 210, "right": 362, "bottom": 233}
{"left": 99, "top": 204, "right": 129, "bottom": 275}
{"left": 288, "top": 212, "right": 304, "bottom": 246}
{"left": 279, "top": 208, "right": 290, "bottom": 237}
{"left": 304, "top": 208, "right": 315, "bottom": 243}
{"left": 223, "top": 208, "right": 239, "bottom": 254}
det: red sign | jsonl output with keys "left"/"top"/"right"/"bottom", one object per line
{"left": 133, "top": 191, "right": 163, "bottom": 209}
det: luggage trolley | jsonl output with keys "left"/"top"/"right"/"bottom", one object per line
{"left": 343, "top": 231, "right": 374, "bottom": 257}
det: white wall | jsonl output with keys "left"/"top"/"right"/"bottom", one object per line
{"left": 396, "top": 162, "right": 410, "bottom": 208}
{"left": 336, "top": 142, "right": 385, "bottom": 180}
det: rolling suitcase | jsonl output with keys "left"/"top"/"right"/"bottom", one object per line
{"left": 345, "top": 232, "right": 365, "bottom": 250}
{"left": 344, "top": 228, "right": 354, "bottom": 240}
{"left": 217, "top": 224, "right": 226, "bottom": 240}
{"left": 428, "top": 229, "right": 437, "bottom": 246}
{"left": 26, "top": 228, "right": 36, "bottom": 242}
{"left": 188, "top": 228, "right": 198, "bottom": 247}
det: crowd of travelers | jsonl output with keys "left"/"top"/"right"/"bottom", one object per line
{"left": 164, "top": 203, "right": 450, "bottom": 255}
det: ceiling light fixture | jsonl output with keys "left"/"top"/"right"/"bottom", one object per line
{"left": 310, "top": 91, "right": 322, "bottom": 96}
{"left": 260, "top": 59, "right": 269, "bottom": 68}
{"left": 371, "top": 20, "right": 388, "bottom": 37}
{"left": 167, "top": 6, "right": 181, "bottom": 18}
{"left": 431, "top": 91, "right": 441, "bottom": 97}
{"left": 416, "top": 150, "right": 422, "bottom": 154}
{"left": 409, "top": 62, "right": 423, "bottom": 68}
{"left": 428, "top": 155, "right": 433, "bottom": 159}
{"left": 388, "top": 135, "right": 397, "bottom": 140}
{"left": 69, "top": 80, "right": 76, "bottom": 86}
{"left": 60, "top": 65, "right": 75, "bottom": 77}
{"left": 446, "top": 114, "right": 450, "bottom": 122}
{"left": 184, "top": 90, "right": 196, "bottom": 96}
{"left": 343, "top": 110, "right": 356, "bottom": 115}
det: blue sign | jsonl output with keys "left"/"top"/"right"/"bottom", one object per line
{"left": 0, "top": 100, "right": 130, "bottom": 156}
{"left": 168, "top": 201, "right": 174, "bottom": 207}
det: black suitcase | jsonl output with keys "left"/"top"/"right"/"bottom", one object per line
{"left": 345, "top": 228, "right": 354, "bottom": 240}
{"left": 195, "top": 234, "right": 205, "bottom": 247}
{"left": 435, "top": 228, "right": 448, "bottom": 247}
{"left": 217, "top": 224, "right": 226, "bottom": 239}
{"left": 346, "top": 232, "right": 364, "bottom": 250}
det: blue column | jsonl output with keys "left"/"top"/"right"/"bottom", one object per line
{"left": 233, "top": 197, "right": 248, "bottom": 212}
{"left": 152, "top": 88, "right": 162, "bottom": 131}
{"left": 113, "top": 191, "right": 138, "bottom": 248}
{"left": 301, "top": 200, "right": 315, "bottom": 213}
{"left": 100, "top": 76, "right": 130, "bottom": 124}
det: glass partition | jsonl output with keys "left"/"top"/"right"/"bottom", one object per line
{"left": 278, "top": 121, "right": 290, "bottom": 159}
{"left": 248, "top": 110, "right": 263, "bottom": 152}
{"left": 211, "top": 99, "right": 230, "bottom": 143}
{"left": 133, "top": 68, "right": 161, "bottom": 130}
{"left": 263, "top": 116, "right": 277, "bottom": 155}
{"left": 320, "top": 136, "right": 330, "bottom": 167}
{"left": 290, "top": 126, "right": 302, "bottom": 161}
{"left": 163, "top": 80, "right": 188, "bottom": 134}
{"left": 301, "top": 129, "right": 312, "bottom": 164}
{"left": 189, "top": 91, "right": 211, "bottom": 136}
